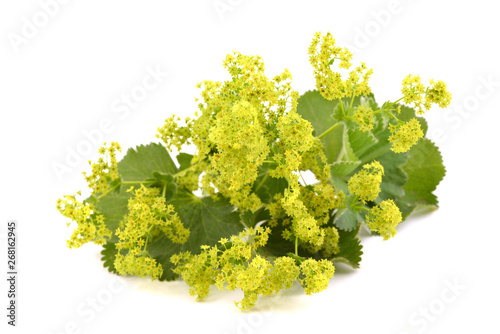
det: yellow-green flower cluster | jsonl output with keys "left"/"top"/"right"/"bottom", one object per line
{"left": 57, "top": 31, "right": 452, "bottom": 311}
{"left": 281, "top": 182, "right": 326, "bottom": 249}
{"left": 207, "top": 100, "right": 269, "bottom": 199}
{"left": 401, "top": 75, "right": 452, "bottom": 115}
{"left": 298, "top": 184, "right": 343, "bottom": 254}
{"left": 308, "top": 32, "right": 372, "bottom": 101}
{"left": 156, "top": 47, "right": 342, "bottom": 252}
{"left": 270, "top": 111, "right": 341, "bottom": 253}
{"left": 114, "top": 252, "right": 163, "bottom": 281}
{"left": 156, "top": 115, "right": 193, "bottom": 152}
{"left": 114, "top": 185, "right": 190, "bottom": 280}
{"left": 173, "top": 52, "right": 301, "bottom": 211}
{"left": 57, "top": 142, "right": 121, "bottom": 249}
{"left": 301, "top": 183, "right": 341, "bottom": 225}
{"left": 172, "top": 226, "right": 336, "bottom": 310}
{"left": 299, "top": 138, "right": 332, "bottom": 183}
{"left": 82, "top": 142, "right": 121, "bottom": 194}
{"left": 299, "top": 258, "right": 335, "bottom": 295}
{"left": 171, "top": 227, "right": 276, "bottom": 310}
{"left": 388, "top": 118, "right": 424, "bottom": 153}
{"left": 348, "top": 161, "right": 384, "bottom": 202}
{"left": 277, "top": 109, "right": 315, "bottom": 152}
{"left": 56, "top": 192, "right": 112, "bottom": 248}
{"left": 352, "top": 105, "right": 375, "bottom": 132}
{"left": 366, "top": 199, "right": 402, "bottom": 240}
{"left": 271, "top": 162, "right": 342, "bottom": 253}
{"left": 320, "top": 226, "right": 341, "bottom": 258}
{"left": 426, "top": 79, "right": 452, "bottom": 108}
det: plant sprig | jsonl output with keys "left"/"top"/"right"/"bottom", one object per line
{"left": 57, "top": 32, "right": 450, "bottom": 310}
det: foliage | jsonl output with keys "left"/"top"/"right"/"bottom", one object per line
{"left": 57, "top": 32, "right": 450, "bottom": 310}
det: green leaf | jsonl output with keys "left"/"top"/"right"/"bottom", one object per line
{"left": 97, "top": 143, "right": 246, "bottom": 281}
{"left": 177, "top": 153, "right": 193, "bottom": 172}
{"left": 240, "top": 207, "right": 272, "bottom": 228}
{"left": 101, "top": 242, "right": 118, "bottom": 274}
{"left": 376, "top": 150, "right": 409, "bottom": 200}
{"left": 256, "top": 220, "right": 295, "bottom": 259}
{"left": 98, "top": 143, "right": 179, "bottom": 241}
{"left": 297, "top": 91, "right": 346, "bottom": 163}
{"left": 330, "top": 224, "right": 363, "bottom": 269}
{"left": 348, "top": 128, "right": 379, "bottom": 159}
{"left": 331, "top": 161, "right": 360, "bottom": 177}
{"left": 397, "top": 104, "right": 428, "bottom": 135}
{"left": 396, "top": 138, "right": 446, "bottom": 217}
{"left": 147, "top": 171, "right": 177, "bottom": 202}
{"left": 97, "top": 191, "right": 132, "bottom": 243}
{"left": 147, "top": 191, "right": 245, "bottom": 281}
{"left": 253, "top": 167, "right": 288, "bottom": 204}
{"left": 332, "top": 195, "right": 362, "bottom": 231}
{"left": 333, "top": 208, "right": 360, "bottom": 231}
{"left": 338, "top": 123, "right": 359, "bottom": 163}
{"left": 119, "top": 142, "right": 178, "bottom": 181}
{"left": 297, "top": 90, "right": 338, "bottom": 136}
{"left": 108, "top": 176, "right": 122, "bottom": 195}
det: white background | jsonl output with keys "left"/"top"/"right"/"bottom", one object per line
{"left": 1, "top": 1, "right": 499, "bottom": 333}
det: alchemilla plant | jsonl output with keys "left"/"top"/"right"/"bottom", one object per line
{"left": 57, "top": 32, "right": 450, "bottom": 310}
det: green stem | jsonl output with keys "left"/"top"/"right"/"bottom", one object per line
{"left": 299, "top": 171, "right": 308, "bottom": 186}
{"left": 295, "top": 236, "right": 299, "bottom": 256}
{"left": 143, "top": 225, "right": 154, "bottom": 251}
{"left": 173, "top": 163, "right": 198, "bottom": 177}
{"left": 393, "top": 96, "right": 404, "bottom": 104}
{"left": 317, "top": 122, "right": 342, "bottom": 139}
{"left": 373, "top": 97, "right": 405, "bottom": 115}
{"left": 387, "top": 111, "right": 400, "bottom": 122}
{"left": 97, "top": 182, "right": 120, "bottom": 200}
{"left": 122, "top": 180, "right": 156, "bottom": 185}
{"left": 348, "top": 94, "right": 355, "bottom": 112}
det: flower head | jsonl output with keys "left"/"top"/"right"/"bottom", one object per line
{"left": 308, "top": 32, "right": 372, "bottom": 101}
{"left": 348, "top": 161, "right": 384, "bottom": 202}
{"left": 366, "top": 199, "right": 402, "bottom": 240}
{"left": 388, "top": 118, "right": 424, "bottom": 153}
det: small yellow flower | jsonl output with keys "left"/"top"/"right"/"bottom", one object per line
{"left": 401, "top": 74, "right": 452, "bottom": 114}
{"left": 309, "top": 32, "right": 372, "bottom": 101}
{"left": 352, "top": 105, "right": 375, "bottom": 132}
{"left": 388, "top": 118, "right": 424, "bottom": 153}
{"left": 348, "top": 161, "right": 384, "bottom": 202}
{"left": 366, "top": 199, "right": 402, "bottom": 240}
{"left": 299, "top": 259, "right": 335, "bottom": 295}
